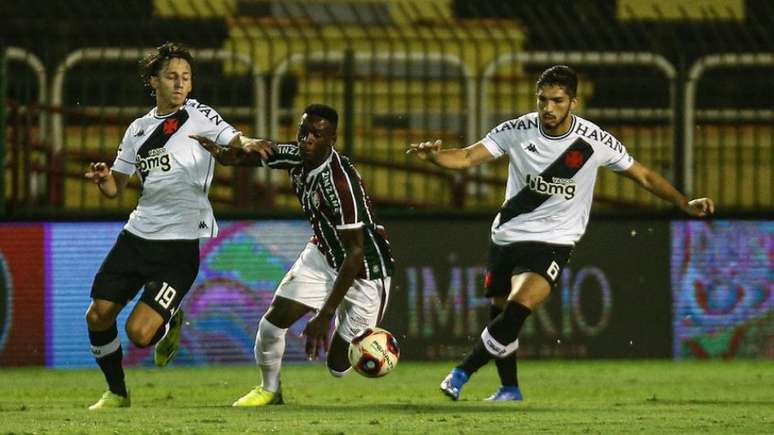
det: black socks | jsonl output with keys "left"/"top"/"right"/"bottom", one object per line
{"left": 89, "top": 323, "right": 127, "bottom": 397}
{"left": 458, "top": 301, "right": 532, "bottom": 376}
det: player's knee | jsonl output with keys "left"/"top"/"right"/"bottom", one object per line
{"left": 125, "top": 322, "right": 155, "bottom": 348}
{"left": 85, "top": 306, "right": 115, "bottom": 330}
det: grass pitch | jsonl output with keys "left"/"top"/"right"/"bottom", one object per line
{"left": 0, "top": 361, "right": 772, "bottom": 434}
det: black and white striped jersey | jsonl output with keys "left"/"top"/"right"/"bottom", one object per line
{"left": 111, "top": 99, "right": 240, "bottom": 240}
{"left": 481, "top": 113, "right": 634, "bottom": 245}
{"left": 263, "top": 144, "right": 394, "bottom": 279}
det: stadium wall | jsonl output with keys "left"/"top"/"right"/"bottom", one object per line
{"left": 0, "top": 218, "right": 770, "bottom": 367}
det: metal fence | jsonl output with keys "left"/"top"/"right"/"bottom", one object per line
{"left": 2, "top": 0, "right": 772, "bottom": 217}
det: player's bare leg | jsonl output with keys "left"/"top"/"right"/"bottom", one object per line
{"left": 125, "top": 302, "right": 167, "bottom": 348}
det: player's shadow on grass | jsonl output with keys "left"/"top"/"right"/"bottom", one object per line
{"left": 644, "top": 399, "right": 774, "bottom": 407}
{"left": 216, "top": 403, "right": 557, "bottom": 413}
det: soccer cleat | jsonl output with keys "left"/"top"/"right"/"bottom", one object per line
{"left": 485, "top": 385, "right": 523, "bottom": 401}
{"left": 155, "top": 309, "right": 184, "bottom": 367}
{"left": 232, "top": 386, "right": 284, "bottom": 407}
{"left": 439, "top": 368, "right": 469, "bottom": 401}
{"left": 88, "top": 390, "right": 131, "bottom": 410}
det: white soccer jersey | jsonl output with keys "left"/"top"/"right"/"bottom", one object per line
{"left": 111, "top": 99, "right": 240, "bottom": 240}
{"left": 481, "top": 113, "right": 634, "bottom": 245}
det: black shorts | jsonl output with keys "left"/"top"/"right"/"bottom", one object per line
{"left": 91, "top": 230, "right": 199, "bottom": 321}
{"left": 484, "top": 241, "right": 573, "bottom": 298}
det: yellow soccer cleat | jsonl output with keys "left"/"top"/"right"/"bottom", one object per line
{"left": 232, "top": 386, "right": 284, "bottom": 407}
{"left": 88, "top": 390, "right": 131, "bottom": 410}
{"left": 155, "top": 309, "right": 184, "bottom": 367}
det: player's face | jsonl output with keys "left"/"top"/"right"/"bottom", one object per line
{"left": 297, "top": 113, "right": 336, "bottom": 167}
{"left": 537, "top": 85, "right": 576, "bottom": 134}
{"left": 150, "top": 57, "right": 192, "bottom": 114}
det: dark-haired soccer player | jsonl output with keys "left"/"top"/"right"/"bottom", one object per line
{"left": 192, "top": 103, "right": 394, "bottom": 406}
{"left": 408, "top": 65, "right": 714, "bottom": 401}
{"left": 83, "top": 42, "right": 265, "bottom": 410}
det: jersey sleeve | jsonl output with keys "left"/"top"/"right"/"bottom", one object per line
{"left": 263, "top": 142, "right": 303, "bottom": 170}
{"left": 192, "top": 104, "right": 241, "bottom": 146}
{"left": 329, "top": 155, "right": 365, "bottom": 230}
{"left": 480, "top": 119, "right": 523, "bottom": 158}
{"left": 598, "top": 131, "right": 635, "bottom": 171}
{"left": 111, "top": 124, "right": 137, "bottom": 176}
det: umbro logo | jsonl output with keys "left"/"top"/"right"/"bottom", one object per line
{"left": 525, "top": 143, "right": 538, "bottom": 153}
{"left": 198, "top": 221, "right": 208, "bottom": 229}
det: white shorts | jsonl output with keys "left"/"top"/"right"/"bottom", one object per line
{"left": 275, "top": 243, "right": 391, "bottom": 342}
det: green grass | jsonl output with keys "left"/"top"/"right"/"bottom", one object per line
{"left": 0, "top": 361, "right": 772, "bottom": 434}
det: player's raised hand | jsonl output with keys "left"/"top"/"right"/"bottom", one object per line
{"left": 406, "top": 139, "right": 442, "bottom": 160}
{"left": 84, "top": 162, "right": 110, "bottom": 184}
{"left": 302, "top": 312, "right": 332, "bottom": 361}
{"left": 684, "top": 198, "right": 715, "bottom": 217}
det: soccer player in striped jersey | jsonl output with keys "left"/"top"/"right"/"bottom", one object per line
{"left": 82, "top": 42, "right": 265, "bottom": 410}
{"left": 192, "top": 104, "right": 395, "bottom": 406}
{"left": 408, "top": 65, "right": 714, "bottom": 402}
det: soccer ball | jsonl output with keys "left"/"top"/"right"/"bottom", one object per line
{"left": 348, "top": 327, "right": 400, "bottom": 378}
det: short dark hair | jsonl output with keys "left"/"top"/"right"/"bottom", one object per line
{"left": 304, "top": 104, "right": 338, "bottom": 127}
{"left": 536, "top": 65, "right": 578, "bottom": 98}
{"left": 140, "top": 42, "right": 194, "bottom": 95}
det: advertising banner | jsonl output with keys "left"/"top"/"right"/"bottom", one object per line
{"left": 672, "top": 220, "right": 773, "bottom": 359}
{"left": 382, "top": 218, "right": 673, "bottom": 359}
{"left": 2, "top": 218, "right": 770, "bottom": 367}
{"left": 0, "top": 224, "right": 46, "bottom": 366}
{"left": 47, "top": 221, "right": 311, "bottom": 368}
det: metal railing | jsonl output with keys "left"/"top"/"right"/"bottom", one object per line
{"left": 684, "top": 53, "right": 774, "bottom": 208}
{"left": 2, "top": 0, "right": 772, "bottom": 216}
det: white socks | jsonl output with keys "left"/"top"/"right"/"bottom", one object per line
{"left": 254, "top": 317, "right": 287, "bottom": 393}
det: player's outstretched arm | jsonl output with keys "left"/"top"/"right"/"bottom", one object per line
{"left": 190, "top": 134, "right": 266, "bottom": 166}
{"left": 406, "top": 140, "right": 495, "bottom": 170}
{"left": 84, "top": 162, "right": 130, "bottom": 199}
{"left": 620, "top": 161, "right": 715, "bottom": 217}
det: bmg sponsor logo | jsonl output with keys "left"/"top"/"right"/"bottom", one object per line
{"left": 526, "top": 173, "right": 576, "bottom": 200}
{"left": 137, "top": 148, "right": 172, "bottom": 173}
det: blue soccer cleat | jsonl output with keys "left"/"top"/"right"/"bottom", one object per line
{"left": 439, "top": 368, "right": 469, "bottom": 400}
{"left": 485, "top": 385, "right": 523, "bottom": 401}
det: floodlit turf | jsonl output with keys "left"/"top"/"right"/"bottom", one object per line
{"left": 0, "top": 361, "right": 772, "bottom": 434}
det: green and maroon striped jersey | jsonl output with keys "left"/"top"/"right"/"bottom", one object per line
{"left": 264, "top": 143, "right": 394, "bottom": 279}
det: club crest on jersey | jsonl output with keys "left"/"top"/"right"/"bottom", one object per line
{"left": 565, "top": 150, "right": 584, "bottom": 168}
{"left": 311, "top": 191, "right": 321, "bottom": 208}
{"left": 163, "top": 119, "right": 179, "bottom": 135}
{"left": 525, "top": 173, "right": 576, "bottom": 200}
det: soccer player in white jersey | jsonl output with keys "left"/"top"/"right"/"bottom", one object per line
{"left": 192, "top": 104, "right": 395, "bottom": 406}
{"left": 82, "top": 42, "right": 265, "bottom": 410}
{"left": 408, "top": 65, "right": 714, "bottom": 402}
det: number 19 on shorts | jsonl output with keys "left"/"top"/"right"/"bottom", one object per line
{"left": 154, "top": 282, "right": 177, "bottom": 309}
